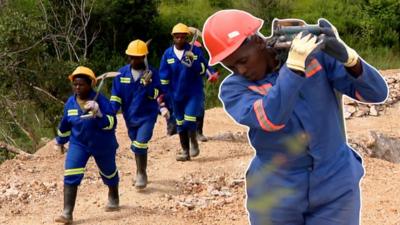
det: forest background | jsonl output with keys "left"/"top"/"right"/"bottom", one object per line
{"left": 0, "top": 0, "right": 399, "bottom": 162}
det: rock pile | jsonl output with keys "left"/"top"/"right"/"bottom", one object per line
{"left": 159, "top": 173, "right": 246, "bottom": 215}
{"left": 349, "top": 131, "right": 400, "bottom": 163}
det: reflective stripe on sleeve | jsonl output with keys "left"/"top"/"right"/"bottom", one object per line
{"left": 253, "top": 99, "right": 285, "bottom": 132}
{"left": 110, "top": 95, "right": 122, "bottom": 104}
{"left": 57, "top": 129, "right": 71, "bottom": 137}
{"left": 102, "top": 115, "right": 115, "bottom": 130}
{"left": 161, "top": 79, "right": 170, "bottom": 85}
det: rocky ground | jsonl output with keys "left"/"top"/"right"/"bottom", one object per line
{"left": 0, "top": 70, "right": 399, "bottom": 225}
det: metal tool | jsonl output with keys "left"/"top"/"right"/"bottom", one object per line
{"left": 266, "top": 18, "right": 324, "bottom": 49}
{"left": 140, "top": 39, "right": 153, "bottom": 86}
{"left": 80, "top": 72, "right": 120, "bottom": 119}
{"left": 265, "top": 18, "right": 346, "bottom": 139}
{"left": 181, "top": 29, "right": 199, "bottom": 67}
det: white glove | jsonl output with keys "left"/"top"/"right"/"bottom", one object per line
{"left": 140, "top": 70, "right": 153, "bottom": 86}
{"left": 84, "top": 101, "right": 103, "bottom": 118}
{"left": 286, "top": 33, "right": 321, "bottom": 73}
{"left": 160, "top": 107, "right": 170, "bottom": 119}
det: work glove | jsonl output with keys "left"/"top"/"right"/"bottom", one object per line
{"left": 140, "top": 70, "right": 153, "bottom": 86}
{"left": 318, "top": 19, "right": 359, "bottom": 67}
{"left": 160, "top": 107, "right": 170, "bottom": 119}
{"left": 182, "top": 51, "right": 195, "bottom": 67}
{"left": 54, "top": 141, "right": 65, "bottom": 154}
{"left": 286, "top": 32, "right": 321, "bottom": 73}
{"left": 207, "top": 71, "right": 219, "bottom": 83}
{"left": 84, "top": 100, "right": 103, "bottom": 118}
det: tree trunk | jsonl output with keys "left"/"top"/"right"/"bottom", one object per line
{"left": 0, "top": 141, "right": 32, "bottom": 156}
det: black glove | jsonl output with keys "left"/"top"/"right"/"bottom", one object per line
{"left": 318, "top": 18, "right": 359, "bottom": 67}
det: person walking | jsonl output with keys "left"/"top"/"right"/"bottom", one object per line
{"left": 55, "top": 66, "right": 119, "bottom": 224}
{"left": 110, "top": 39, "right": 161, "bottom": 189}
{"left": 159, "top": 23, "right": 207, "bottom": 161}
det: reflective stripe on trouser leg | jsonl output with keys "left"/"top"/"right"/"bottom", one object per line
{"left": 131, "top": 140, "right": 149, "bottom": 154}
{"left": 173, "top": 96, "right": 201, "bottom": 133}
{"left": 128, "top": 119, "right": 156, "bottom": 155}
{"left": 94, "top": 151, "right": 119, "bottom": 186}
{"left": 183, "top": 114, "right": 197, "bottom": 131}
{"left": 64, "top": 144, "right": 91, "bottom": 185}
{"left": 183, "top": 94, "right": 202, "bottom": 131}
{"left": 172, "top": 99, "right": 185, "bottom": 133}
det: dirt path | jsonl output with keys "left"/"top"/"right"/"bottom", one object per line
{"left": 1, "top": 108, "right": 253, "bottom": 225}
{"left": 1, "top": 76, "right": 400, "bottom": 225}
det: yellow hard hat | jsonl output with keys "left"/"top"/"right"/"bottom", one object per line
{"left": 125, "top": 39, "right": 148, "bottom": 56}
{"left": 68, "top": 66, "right": 97, "bottom": 86}
{"left": 171, "top": 23, "right": 190, "bottom": 35}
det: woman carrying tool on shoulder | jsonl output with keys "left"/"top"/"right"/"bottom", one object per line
{"left": 159, "top": 23, "right": 207, "bottom": 161}
{"left": 54, "top": 66, "right": 119, "bottom": 224}
{"left": 110, "top": 39, "right": 161, "bottom": 189}
{"left": 202, "top": 10, "right": 388, "bottom": 225}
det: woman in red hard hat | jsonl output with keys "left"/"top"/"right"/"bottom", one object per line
{"left": 202, "top": 9, "right": 388, "bottom": 225}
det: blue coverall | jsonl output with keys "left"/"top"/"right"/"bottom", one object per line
{"left": 163, "top": 86, "right": 177, "bottom": 129}
{"left": 159, "top": 43, "right": 206, "bottom": 132}
{"left": 56, "top": 91, "right": 119, "bottom": 186}
{"left": 219, "top": 52, "right": 388, "bottom": 225}
{"left": 163, "top": 58, "right": 214, "bottom": 127}
{"left": 110, "top": 64, "right": 161, "bottom": 155}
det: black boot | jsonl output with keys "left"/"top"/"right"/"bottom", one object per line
{"left": 176, "top": 131, "right": 190, "bottom": 161}
{"left": 55, "top": 185, "right": 78, "bottom": 224}
{"left": 105, "top": 185, "right": 119, "bottom": 212}
{"left": 167, "top": 119, "right": 177, "bottom": 136}
{"left": 189, "top": 130, "right": 200, "bottom": 157}
{"left": 134, "top": 154, "right": 148, "bottom": 189}
{"left": 196, "top": 115, "right": 208, "bottom": 142}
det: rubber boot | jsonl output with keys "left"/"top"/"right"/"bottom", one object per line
{"left": 196, "top": 116, "right": 208, "bottom": 142}
{"left": 189, "top": 130, "right": 200, "bottom": 157}
{"left": 55, "top": 185, "right": 78, "bottom": 224}
{"left": 176, "top": 131, "right": 190, "bottom": 161}
{"left": 134, "top": 154, "right": 148, "bottom": 189}
{"left": 167, "top": 119, "right": 177, "bottom": 136}
{"left": 105, "top": 185, "right": 119, "bottom": 212}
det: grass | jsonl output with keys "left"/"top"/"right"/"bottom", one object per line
{"left": 358, "top": 47, "right": 400, "bottom": 70}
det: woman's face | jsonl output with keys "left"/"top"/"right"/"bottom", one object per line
{"left": 129, "top": 55, "right": 145, "bottom": 70}
{"left": 72, "top": 77, "right": 91, "bottom": 99}
{"left": 173, "top": 33, "right": 188, "bottom": 50}
{"left": 221, "top": 36, "right": 273, "bottom": 82}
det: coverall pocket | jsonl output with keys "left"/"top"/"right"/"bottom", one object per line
{"left": 349, "top": 148, "right": 365, "bottom": 185}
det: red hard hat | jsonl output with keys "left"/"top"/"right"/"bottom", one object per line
{"left": 202, "top": 10, "right": 263, "bottom": 65}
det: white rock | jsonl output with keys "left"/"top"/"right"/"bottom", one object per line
{"left": 369, "top": 106, "right": 378, "bottom": 116}
{"left": 345, "top": 105, "right": 356, "bottom": 114}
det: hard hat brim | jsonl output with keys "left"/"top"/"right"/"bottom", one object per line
{"left": 68, "top": 74, "right": 97, "bottom": 86}
{"left": 125, "top": 51, "right": 147, "bottom": 57}
{"left": 171, "top": 32, "right": 189, "bottom": 36}
{"left": 209, "top": 36, "right": 247, "bottom": 66}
